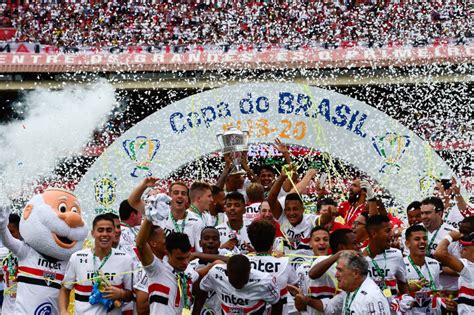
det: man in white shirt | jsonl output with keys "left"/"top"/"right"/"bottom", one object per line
{"left": 200, "top": 254, "right": 280, "bottom": 314}
{"left": 128, "top": 178, "right": 203, "bottom": 251}
{"left": 404, "top": 225, "right": 441, "bottom": 314}
{"left": 289, "top": 251, "right": 390, "bottom": 314}
{"left": 246, "top": 219, "right": 298, "bottom": 314}
{"left": 216, "top": 192, "right": 253, "bottom": 254}
{"left": 187, "top": 181, "right": 214, "bottom": 227}
{"left": 434, "top": 231, "right": 474, "bottom": 314}
{"left": 363, "top": 215, "right": 409, "bottom": 296}
{"left": 420, "top": 197, "right": 458, "bottom": 291}
{"left": 301, "top": 228, "right": 359, "bottom": 314}
{"left": 136, "top": 218, "right": 218, "bottom": 314}
{"left": 59, "top": 214, "right": 134, "bottom": 315}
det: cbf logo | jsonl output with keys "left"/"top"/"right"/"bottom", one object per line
{"left": 34, "top": 302, "right": 53, "bottom": 315}
{"left": 123, "top": 136, "right": 160, "bottom": 177}
{"left": 372, "top": 132, "right": 410, "bottom": 173}
{"left": 94, "top": 173, "right": 117, "bottom": 209}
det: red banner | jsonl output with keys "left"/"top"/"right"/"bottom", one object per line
{"left": 0, "top": 43, "right": 472, "bottom": 72}
{"left": 0, "top": 28, "right": 16, "bottom": 41}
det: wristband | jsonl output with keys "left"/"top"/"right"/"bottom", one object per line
{"left": 444, "top": 235, "right": 453, "bottom": 243}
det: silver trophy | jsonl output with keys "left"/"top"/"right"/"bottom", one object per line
{"left": 216, "top": 127, "right": 250, "bottom": 175}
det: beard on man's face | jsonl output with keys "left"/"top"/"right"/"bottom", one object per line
{"left": 348, "top": 192, "right": 360, "bottom": 203}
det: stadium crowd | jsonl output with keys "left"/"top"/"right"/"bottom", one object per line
{"left": 0, "top": 1, "right": 471, "bottom": 49}
{"left": 0, "top": 140, "right": 472, "bottom": 315}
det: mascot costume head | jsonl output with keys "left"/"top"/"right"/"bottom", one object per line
{"left": 20, "top": 188, "right": 88, "bottom": 261}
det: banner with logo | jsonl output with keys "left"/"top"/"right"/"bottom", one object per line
{"left": 74, "top": 83, "right": 456, "bottom": 227}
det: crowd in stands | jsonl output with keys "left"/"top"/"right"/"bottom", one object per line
{"left": 0, "top": 1, "right": 471, "bottom": 49}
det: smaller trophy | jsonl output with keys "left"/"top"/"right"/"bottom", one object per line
{"left": 216, "top": 127, "right": 250, "bottom": 175}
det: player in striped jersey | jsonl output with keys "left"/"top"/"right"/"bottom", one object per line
{"left": 246, "top": 219, "right": 298, "bottom": 314}
{"left": 136, "top": 218, "right": 219, "bottom": 314}
{"left": 59, "top": 214, "right": 134, "bottom": 314}
{"left": 362, "top": 215, "right": 410, "bottom": 314}
{"left": 403, "top": 225, "right": 441, "bottom": 314}
{"left": 434, "top": 231, "right": 474, "bottom": 314}
{"left": 291, "top": 228, "right": 358, "bottom": 314}
{"left": 200, "top": 254, "right": 280, "bottom": 314}
{"left": 289, "top": 251, "right": 390, "bottom": 314}
{"left": 216, "top": 192, "right": 253, "bottom": 254}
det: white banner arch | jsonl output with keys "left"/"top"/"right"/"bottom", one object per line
{"left": 75, "top": 83, "right": 454, "bottom": 227}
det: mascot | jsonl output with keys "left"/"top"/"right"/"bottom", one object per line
{"left": 0, "top": 188, "right": 88, "bottom": 314}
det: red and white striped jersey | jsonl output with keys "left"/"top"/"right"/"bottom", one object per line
{"left": 62, "top": 248, "right": 134, "bottom": 315}
{"left": 13, "top": 244, "right": 67, "bottom": 314}
{"left": 119, "top": 224, "right": 140, "bottom": 264}
{"left": 422, "top": 222, "right": 459, "bottom": 290}
{"left": 458, "top": 258, "right": 474, "bottom": 314}
{"left": 308, "top": 255, "right": 337, "bottom": 303}
{"left": 216, "top": 221, "right": 252, "bottom": 254}
{"left": 144, "top": 256, "right": 199, "bottom": 315}
{"left": 200, "top": 264, "right": 280, "bottom": 315}
{"left": 365, "top": 248, "right": 407, "bottom": 296}
{"left": 247, "top": 254, "right": 298, "bottom": 314}
{"left": 403, "top": 256, "right": 440, "bottom": 314}
{"left": 156, "top": 213, "right": 202, "bottom": 252}
{"left": 278, "top": 213, "right": 317, "bottom": 257}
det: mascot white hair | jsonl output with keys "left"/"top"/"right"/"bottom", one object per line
{"left": 0, "top": 188, "right": 88, "bottom": 314}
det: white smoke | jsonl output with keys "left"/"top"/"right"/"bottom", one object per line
{"left": 0, "top": 80, "right": 117, "bottom": 205}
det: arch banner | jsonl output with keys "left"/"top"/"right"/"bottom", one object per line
{"left": 75, "top": 83, "right": 454, "bottom": 226}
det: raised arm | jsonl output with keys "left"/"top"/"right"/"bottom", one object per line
{"left": 0, "top": 206, "right": 26, "bottom": 256}
{"left": 268, "top": 169, "right": 287, "bottom": 220}
{"left": 274, "top": 138, "right": 292, "bottom": 166}
{"left": 128, "top": 177, "right": 160, "bottom": 213}
{"left": 309, "top": 252, "right": 341, "bottom": 280}
{"left": 451, "top": 177, "right": 469, "bottom": 214}
{"left": 135, "top": 218, "right": 155, "bottom": 267}
{"left": 290, "top": 168, "right": 317, "bottom": 194}
{"left": 433, "top": 231, "right": 465, "bottom": 273}
{"left": 216, "top": 153, "right": 233, "bottom": 189}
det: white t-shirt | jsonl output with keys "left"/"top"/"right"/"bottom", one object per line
{"left": 144, "top": 256, "right": 199, "bottom": 314}
{"left": 295, "top": 256, "right": 337, "bottom": 315}
{"left": 278, "top": 213, "right": 317, "bottom": 257}
{"left": 308, "top": 255, "right": 337, "bottom": 300}
{"left": 247, "top": 254, "right": 298, "bottom": 314}
{"left": 403, "top": 256, "right": 440, "bottom": 314}
{"left": 422, "top": 222, "right": 459, "bottom": 290}
{"left": 323, "top": 276, "right": 390, "bottom": 314}
{"left": 216, "top": 221, "right": 252, "bottom": 254}
{"left": 62, "top": 248, "right": 134, "bottom": 315}
{"left": 119, "top": 223, "right": 140, "bottom": 264}
{"left": 13, "top": 244, "right": 67, "bottom": 315}
{"left": 188, "top": 258, "right": 221, "bottom": 315}
{"left": 458, "top": 258, "right": 474, "bottom": 314}
{"left": 157, "top": 212, "right": 203, "bottom": 251}
{"left": 200, "top": 264, "right": 280, "bottom": 315}
{"left": 365, "top": 248, "right": 407, "bottom": 296}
